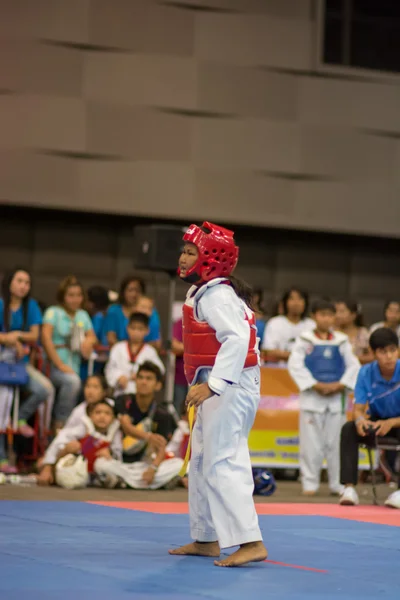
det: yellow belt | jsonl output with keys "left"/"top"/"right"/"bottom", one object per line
{"left": 178, "top": 404, "right": 195, "bottom": 477}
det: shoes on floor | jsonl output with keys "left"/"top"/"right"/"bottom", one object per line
{"left": 339, "top": 487, "right": 359, "bottom": 506}
{"left": 384, "top": 490, "right": 400, "bottom": 509}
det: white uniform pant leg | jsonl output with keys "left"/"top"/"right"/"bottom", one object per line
{"left": 201, "top": 383, "right": 262, "bottom": 549}
{"left": 299, "top": 409, "right": 325, "bottom": 492}
{"left": 323, "top": 410, "right": 342, "bottom": 493}
{"left": 189, "top": 409, "right": 219, "bottom": 543}
{"left": 94, "top": 457, "right": 184, "bottom": 490}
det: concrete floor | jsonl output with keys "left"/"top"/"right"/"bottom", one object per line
{"left": 0, "top": 480, "right": 389, "bottom": 504}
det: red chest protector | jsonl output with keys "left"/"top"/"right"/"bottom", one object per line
{"left": 182, "top": 281, "right": 258, "bottom": 385}
{"left": 79, "top": 435, "right": 110, "bottom": 473}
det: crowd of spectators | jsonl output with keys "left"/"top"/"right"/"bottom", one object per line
{"left": 1, "top": 268, "right": 399, "bottom": 500}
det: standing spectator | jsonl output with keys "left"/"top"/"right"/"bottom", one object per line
{"left": 42, "top": 276, "right": 97, "bottom": 430}
{"left": 370, "top": 301, "right": 400, "bottom": 341}
{"left": 252, "top": 289, "right": 267, "bottom": 347}
{"left": 103, "top": 276, "right": 161, "bottom": 347}
{"left": 171, "top": 317, "right": 187, "bottom": 416}
{"left": 288, "top": 300, "right": 360, "bottom": 496}
{"left": 335, "top": 300, "right": 373, "bottom": 364}
{"left": 0, "top": 268, "right": 53, "bottom": 437}
{"left": 262, "top": 287, "right": 314, "bottom": 363}
{"left": 86, "top": 286, "right": 110, "bottom": 345}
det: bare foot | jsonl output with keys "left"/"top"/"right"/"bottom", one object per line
{"left": 37, "top": 465, "right": 54, "bottom": 486}
{"left": 169, "top": 541, "right": 220, "bottom": 557}
{"left": 302, "top": 490, "right": 317, "bottom": 497}
{"left": 214, "top": 541, "right": 267, "bottom": 567}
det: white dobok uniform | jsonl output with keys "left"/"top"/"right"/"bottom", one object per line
{"left": 288, "top": 330, "right": 360, "bottom": 493}
{"left": 185, "top": 279, "right": 262, "bottom": 549}
{"left": 105, "top": 342, "right": 165, "bottom": 397}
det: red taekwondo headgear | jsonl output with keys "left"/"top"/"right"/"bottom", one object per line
{"left": 179, "top": 221, "right": 239, "bottom": 284}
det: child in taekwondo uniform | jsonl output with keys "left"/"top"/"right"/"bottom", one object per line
{"left": 288, "top": 300, "right": 360, "bottom": 496}
{"left": 168, "top": 221, "right": 267, "bottom": 568}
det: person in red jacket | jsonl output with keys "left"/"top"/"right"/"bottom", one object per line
{"left": 169, "top": 222, "right": 267, "bottom": 567}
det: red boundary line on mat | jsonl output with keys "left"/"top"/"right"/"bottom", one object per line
{"left": 86, "top": 501, "right": 400, "bottom": 527}
{"left": 264, "top": 559, "right": 327, "bottom": 573}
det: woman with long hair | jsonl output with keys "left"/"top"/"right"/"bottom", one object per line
{"left": 0, "top": 268, "right": 53, "bottom": 473}
{"left": 42, "top": 275, "right": 97, "bottom": 431}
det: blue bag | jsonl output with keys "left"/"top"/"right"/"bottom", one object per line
{"left": 0, "top": 361, "right": 29, "bottom": 386}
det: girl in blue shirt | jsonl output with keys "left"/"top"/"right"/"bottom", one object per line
{"left": 42, "top": 276, "right": 97, "bottom": 431}
{"left": 104, "top": 275, "right": 161, "bottom": 348}
{"left": 0, "top": 268, "right": 53, "bottom": 473}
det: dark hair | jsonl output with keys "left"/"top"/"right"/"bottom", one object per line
{"left": 87, "top": 286, "right": 109, "bottom": 312}
{"left": 87, "top": 398, "right": 115, "bottom": 416}
{"left": 281, "top": 287, "right": 309, "bottom": 319}
{"left": 1, "top": 267, "right": 31, "bottom": 332}
{"left": 384, "top": 300, "right": 400, "bottom": 315}
{"left": 252, "top": 288, "right": 265, "bottom": 313}
{"left": 137, "top": 360, "right": 164, "bottom": 384}
{"left": 311, "top": 299, "right": 336, "bottom": 314}
{"left": 129, "top": 312, "right": 150, "bottom": 327}
{"left": 84, "top": 374, "right": 109, "bottom": 391}
{"left": 118, "top": 275, "right": 146, "bottom": 305}
{"left": 227, "top": 276, "right": 254, "bottom": 309}
{"left": 369, "top": 327, "right": 399, "bottom": 352}
{"left": 336, "top": 299, "right": 364, "bottom": 327}
{"left": 56, "top": 275, "right": 86, "bottom": 306}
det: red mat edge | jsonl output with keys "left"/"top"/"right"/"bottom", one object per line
{"left": 86, "top": 501, "right": 400, "bottom": 527}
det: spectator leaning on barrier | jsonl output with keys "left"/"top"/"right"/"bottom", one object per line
{"left": 335, "top": 300, "right": 373, "bottom": 364}
{"left": 0, "top": 268, "right": 53, "bottom": 436}
{"left": 262, "top": 287, "right": 314, "bottom": 363}
{"left": 103, "top": 275, "right": 161, "bottom": 348}
{"left": 339, "top": 328, "right": 400, "bottom": 509}
{"left": 42, "top": 276, "right": 97, "bottom": 431}
{"left": 370, "top": 301, "right": 400, "bottom": 343}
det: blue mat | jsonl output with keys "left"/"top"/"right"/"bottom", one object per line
{"left": 0, "top": 501, "right": 399, "bottom": 600}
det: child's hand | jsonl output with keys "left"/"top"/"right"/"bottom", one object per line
{"left": 65, "top": 441, "right": 81, "bottom": 454}
{"left": 96, "top": 447, "right": 112, "bottom": 460}
{"left": 142, "top": 467, "right": 156, "bottom": 485}
{"left": 118, "top": 376, "right": 129, "bottom": 389}
{"left": 186, "top": 383, "right": 214, "bottom": 408}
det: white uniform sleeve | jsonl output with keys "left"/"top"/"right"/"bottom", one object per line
{"left": 110, "top": 429, "right": 123, "bottom": 461}
{"left": 63, "top": 403, "right": 86, "bottom": 430}
{"left": 339, "top": 340, "right": 361, "bottom": 390}
{"left": 287, "top": 338, "right": 318, "bottom": 392}
{"left": 262, "top": 318, "right": 283, "bottom": 351}
{"left": 42, "top": 423, "right": 87, "bottom": 465}
{"left": 196, "top": 285, "right": 251, "bottom": 395}
{"left": 141, "top": 346, "right": 166, "bottom": 374}
{"left": 105, "top": 343, "right": 130, "bottom": 388}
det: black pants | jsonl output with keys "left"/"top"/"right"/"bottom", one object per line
{"left": 340, "top": 421, "right": 400, "bottom": 485}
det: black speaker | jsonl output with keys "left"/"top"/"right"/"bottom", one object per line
{"left": 133, "top": 225, "right": 186, "bottom": 272}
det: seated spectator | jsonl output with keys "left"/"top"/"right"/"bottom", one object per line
{"left": 339, "top": 328, "right": 400, "bottom": 509}
{"left": 335, "top": 300, "right": 373, "bottom": 364}
{"left": 40, "top": 399, "right": 122, "bottom": 490}
{"left": 86, "top": 286, "right": 110, "bottom": 345}
{"left": 38, "top": 374, "right": 110, "bottom": 485}
{"left": 171, "top": 317, "right": 187, "bottom": 416}
{"left": 0, "top": 269, "right": 53, "bottom": 473}
{"left": 370, "top": 300, "right": 400, "bottom": 341}
{"left": 42, "top": 276, "right": 97, "bottom": 431}
{"left": 103, "top": 275, "right": 161, "bottom": 348}
{"left": 288, "top": 300, "right": 360, "bottom": 496}
{"left": 262, "top": 287, "right": 314, "bottom": 363}
{"left": 105, "top": 313, "right": 165, "bottom": 397}
{"left": 112, "top": 362, "right": 184, "bottom": 489}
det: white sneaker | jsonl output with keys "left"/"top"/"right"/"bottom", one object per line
{"left": 339, "top": 487, "right": 359, "bottom": 506}
{"left": 384, "top": 490, "right": 400, "bottom": 509}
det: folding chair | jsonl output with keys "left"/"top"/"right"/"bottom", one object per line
{"left": 367, "top": 437, "right": 400, "bottom": 505}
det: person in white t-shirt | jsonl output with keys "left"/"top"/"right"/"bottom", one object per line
{"left": 370, "top": 300, "right": 400, "bottom": 343}
{"left": 262, "top": 288, "right": 314, "bottom": 363}
{"left": 105, "top": 312, "right": 165, "bottom": 397}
